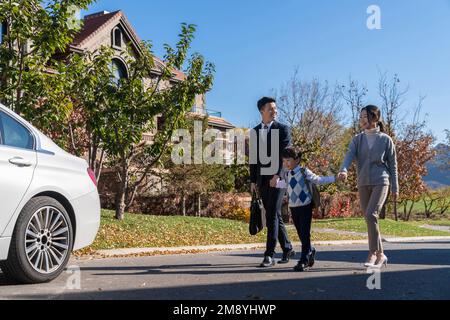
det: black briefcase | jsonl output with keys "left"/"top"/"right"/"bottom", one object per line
{"left": 249, "top": 190, "right": 266, "bottom": 235}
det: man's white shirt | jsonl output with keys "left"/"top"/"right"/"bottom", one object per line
{"left": 260, "top": 121, "right": 274, "bottom": 143}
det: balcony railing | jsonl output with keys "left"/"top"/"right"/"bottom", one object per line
{"left": 192, "top": 106, "right": 222, "bottom": 118}
{"left": 206, "top": 109, "right": 222, "bottom": 117}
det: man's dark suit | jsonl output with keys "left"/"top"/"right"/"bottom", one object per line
{"left": 250, "top": 120, "right": 293, "bottom": 258}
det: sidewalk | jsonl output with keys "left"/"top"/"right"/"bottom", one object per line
{"left": 90, "top": 235, "right": 450, "bottom": 259}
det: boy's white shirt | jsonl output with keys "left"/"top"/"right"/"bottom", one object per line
{"left": 276, "top": 166, "right": 336, "bottom": 189}
{"left": 276, "top": 167, "right": 289, "bottom": 188}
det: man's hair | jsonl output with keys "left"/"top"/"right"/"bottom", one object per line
{"left": 281, "top": 146, "right": 302, "bottom": 160}
{"left": 257, "top": 97, "right": 276, "bottom": 111}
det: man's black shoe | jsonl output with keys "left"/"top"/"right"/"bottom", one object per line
{"left": 308, "top": 248, "right": 317, "bottom": 267}
{"left": 278, "top": 250, "right": 296, "bottom": 264}
{"left": 293, "top": 261, "right": 309, "bottom": 272}
{"left": 260, "top": 256, "right": 275, "bottom": 268}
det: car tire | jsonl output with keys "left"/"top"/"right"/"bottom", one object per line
{"left": 0, "top": 196, "right": 74, "bottom": 284}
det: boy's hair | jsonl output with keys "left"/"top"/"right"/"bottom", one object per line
{"left": 257, "top": 97, "right": 276, "bottom": 111}
{"left": 281, "top": 146, "right": 302, "bottom": 160}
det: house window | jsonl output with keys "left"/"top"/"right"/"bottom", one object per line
{"left": 110, "top": 58, "right": 127, "bottom": 85}
{"left": 112, "top": 27, "right": 122, "bottom": 48}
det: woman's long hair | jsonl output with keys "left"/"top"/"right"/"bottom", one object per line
{"left": 362, "top": 105, "right": 385, "bottom": 133}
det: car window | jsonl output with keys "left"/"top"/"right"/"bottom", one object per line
{"left": 0, "top": 111, "right": 34, "bottom": 150}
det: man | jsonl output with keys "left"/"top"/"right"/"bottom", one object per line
{"left": 250, "top": 97, "right": 294, "bottom": 267}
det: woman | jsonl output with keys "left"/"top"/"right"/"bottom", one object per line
{"left": 338, "top": 105, "right": 399, "bottom": 268}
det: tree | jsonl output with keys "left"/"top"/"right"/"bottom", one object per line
{"left": 274, "top": 69, "right": 344, "bottom": 183}
{"left": 340, "top": 76, "right": 368, "bottom": 135}
{"left": 62, "top": 46, "right": 122, "bottom": 179}
{"left": 0, "top": 0, "right": 93, "bottom": 135}
{"left": 434, "top": 187, "right": 450, "bottom": 216}
{"left": 422, "top": 188, "right": 450, "bottom": 218}
{"left": 92, "top": 24, "right": 215, "bottom": 220}
{"left": 396, "top": 114, "right": 436, "bottom": 221}
{"left": 230, "top": 158, "right": 250, "bottom": 193}
{"left": 162, "top": 116, "right": 236, "bottom": 216}
{"left": 378, "top": 72, "right": 409, "bottom": 137}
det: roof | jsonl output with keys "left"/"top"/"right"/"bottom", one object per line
{"left": 185, "top": 112, "right": 235, "bottom": 130}
{"left": 208, "top": 116, "right": 236, "bottom": 129}
{"left": 72, "top": 11, "right": 122, "bottom": 47}
{"left": 70, "top": 10, "right": 185, "bottom": 81}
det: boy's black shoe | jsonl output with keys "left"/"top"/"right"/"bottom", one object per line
{"left": 278, "top": 249, "right": 296, "bottom": 264}
{"left": 260, "top": 256, "right": 275, "bottom": 268}
{"left": 308, "top": 248, "right": 317, "bottom": 267}
{"left": 293, "top": 261, "right": 309, "bottom": 272}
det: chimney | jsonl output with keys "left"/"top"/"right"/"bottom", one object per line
{"left": 84, "top": 11, "right": 111, "bottom": 20}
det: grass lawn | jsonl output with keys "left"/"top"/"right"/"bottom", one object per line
{"left": 408, "top": 220, "right": 450, "bottom": 227}
{"left": 74, "top": 210, "right": 450, "bottom": 255}
{"left": 314, "top": 218, "right": 450, "bottom": 237}
{"left": 76, "top": 210, "right": 366, "bottom": 254}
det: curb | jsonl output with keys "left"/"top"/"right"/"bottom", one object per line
{"left": 383, "top": 236, "right": 450, "bottom": 243}
{"left": 96, "top": 244, "right": 267, "bottom": 257}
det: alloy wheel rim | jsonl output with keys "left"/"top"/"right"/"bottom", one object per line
{"left": 24, "top": 206, "right": 70, "bottom": 274}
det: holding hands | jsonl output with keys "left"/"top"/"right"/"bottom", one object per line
{"left": 336, "top": 171, "right": 348, "bottom": 182}
{"left": 270, "top": 175, "right": 280, "bottom": 188}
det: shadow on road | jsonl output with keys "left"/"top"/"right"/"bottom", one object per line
{"left": 225, "top": 248, "right": 450, "bottom": 267}
{"left": 80, "top": 263, "right": 364, "bottom": 277}
{"left": 0, "top": 274, "right": 16, "bottom": 286}
{"left": 9, "top": 267, "right": 450, "bottom": 300}
{"left": 62, "top": 248, "right": 450, "bottom": 278}
{"left": 1, "top": 247, "right": 449, "bottom": 293}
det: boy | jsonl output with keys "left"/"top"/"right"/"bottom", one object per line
{"left": 279, "top": 147, "right": 337, "bottom": 272}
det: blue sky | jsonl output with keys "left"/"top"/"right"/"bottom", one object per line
{"left": 83, "top": 0, "right": 450, "bottom": 143}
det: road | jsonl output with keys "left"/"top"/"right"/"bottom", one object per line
{"left": 1, "top": 240, "right": 449, "bottom": 300}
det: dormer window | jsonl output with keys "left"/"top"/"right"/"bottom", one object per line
{"left": 112, "top": 27, "right": 122, "bottom": 49}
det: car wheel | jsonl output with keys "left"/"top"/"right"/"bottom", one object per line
{"left": 0, "top": 196, "right": 74, "bottom": 284}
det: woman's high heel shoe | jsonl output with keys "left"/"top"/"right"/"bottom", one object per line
{"left": 364, "top": 253, "right": 378, "bottom": 268}
{"left": 373, "top": 254, "right": 388, "bottom": 269}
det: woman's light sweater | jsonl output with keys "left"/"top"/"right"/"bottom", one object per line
{"left": 340, "top": 128, "right": 399, "bottom": 193}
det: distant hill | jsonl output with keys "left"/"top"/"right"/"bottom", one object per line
{"left": 424, "top": 143, "right": 450, "bottom": 189}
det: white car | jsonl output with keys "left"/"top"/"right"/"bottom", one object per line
{"left": 0, "top": 103, "right": 100, "bottom": 284}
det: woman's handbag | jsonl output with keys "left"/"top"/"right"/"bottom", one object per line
{"left": 249, "top": 190, "right": 266, "bottom": 236}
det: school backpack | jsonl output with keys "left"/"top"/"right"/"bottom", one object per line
{"left": 301, "top": 168, "right": 321, "bottom": 209}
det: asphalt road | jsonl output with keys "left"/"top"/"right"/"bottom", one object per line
{"left": 1, "top": 240, "right": 449, "bottom": 300}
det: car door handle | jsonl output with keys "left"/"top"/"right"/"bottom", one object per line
{"left": 9, "top": 157, "right": 32, "bottom": 167}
